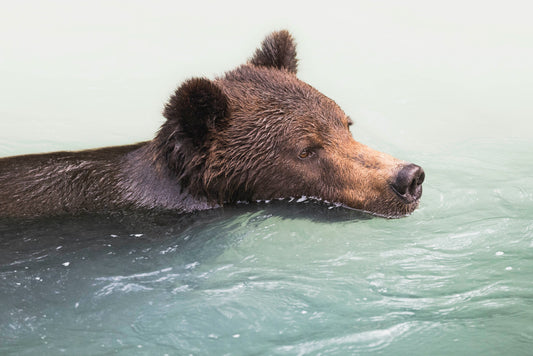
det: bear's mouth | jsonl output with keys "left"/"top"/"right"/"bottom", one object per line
{"left": 331, "top": 199, "right": 420, "bottom": 219}
{"left": 357, "top": 185, "right": 424, "bottom": 218}
{"left": 391, "top": 185, "right": 423, "bottom": 204}
{"left": 248, "top": 194, "right": 422, "bottom": 219}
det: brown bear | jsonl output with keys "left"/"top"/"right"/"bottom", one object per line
{"left": 0, "top": 30, "right": 424, "bottom": 219}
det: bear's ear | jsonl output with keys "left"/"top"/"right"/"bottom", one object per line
{"left": 249, "top": 30, "right": 298, "bottom": 74}
{"left": 163, "top": 78, "right": 229, "bottom": 145}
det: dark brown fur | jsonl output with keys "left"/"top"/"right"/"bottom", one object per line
{"left": 0, "top": 30, "right": 424, "bottom": 219}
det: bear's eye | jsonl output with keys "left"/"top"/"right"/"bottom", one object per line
{"left": 298, "top": 149, "right": 314, "bottom": 159}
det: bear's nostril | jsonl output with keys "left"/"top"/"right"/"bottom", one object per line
{"left": 391, "top": 164, "right": 425, "bottom": 202}
{"left": 417, "top": 170, "right": 425, "bottom": 186}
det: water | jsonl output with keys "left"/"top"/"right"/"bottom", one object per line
{"left": 1, "top": 1, "right": 533, "bottom": 355}
{"left": 2, "top": 141, "right": 532, "bottom": 355}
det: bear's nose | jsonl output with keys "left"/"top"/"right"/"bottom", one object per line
{"left": 391, "top": 164, "right": 425, "bottom": 202}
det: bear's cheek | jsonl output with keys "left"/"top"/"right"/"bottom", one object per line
{"left": 258, "top": 161, "right": 323, "bottom": 198}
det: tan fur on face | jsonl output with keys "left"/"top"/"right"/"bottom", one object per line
{"left": 198, "top": 66, "right": 420, "bottom": 217}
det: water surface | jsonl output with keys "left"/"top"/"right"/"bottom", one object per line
{"left": 1, "top": 141, "right": 532, "bottom": 355}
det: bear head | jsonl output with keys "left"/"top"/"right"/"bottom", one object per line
{"left": 154, "top": 30, "right": 424, "bottom": 218}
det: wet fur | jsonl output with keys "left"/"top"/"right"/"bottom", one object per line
{"left": 0, "top": 30, "right": 420, "bottom": 219}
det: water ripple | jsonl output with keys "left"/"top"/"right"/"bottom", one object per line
{"left": 275, "top": 321, "right": 434, "bottom": 355}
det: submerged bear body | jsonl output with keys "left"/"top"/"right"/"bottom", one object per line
{"left": 0, "top": 31, "right": 424, "bottom": 219}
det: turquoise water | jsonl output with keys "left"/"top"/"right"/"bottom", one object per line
{"left": 2, "top": 1, "right": 533, "bottom": 355}
{"left": 2, "top": 139, "right": 532, "bottom": 355}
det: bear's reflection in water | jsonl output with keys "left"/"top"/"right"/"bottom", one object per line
{"left": 0, "top": 200, "right": 369, "bottom": 267}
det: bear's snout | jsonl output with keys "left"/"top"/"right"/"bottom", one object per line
{"left": 391, "top": 164, "right": 425, "bottom": 203}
